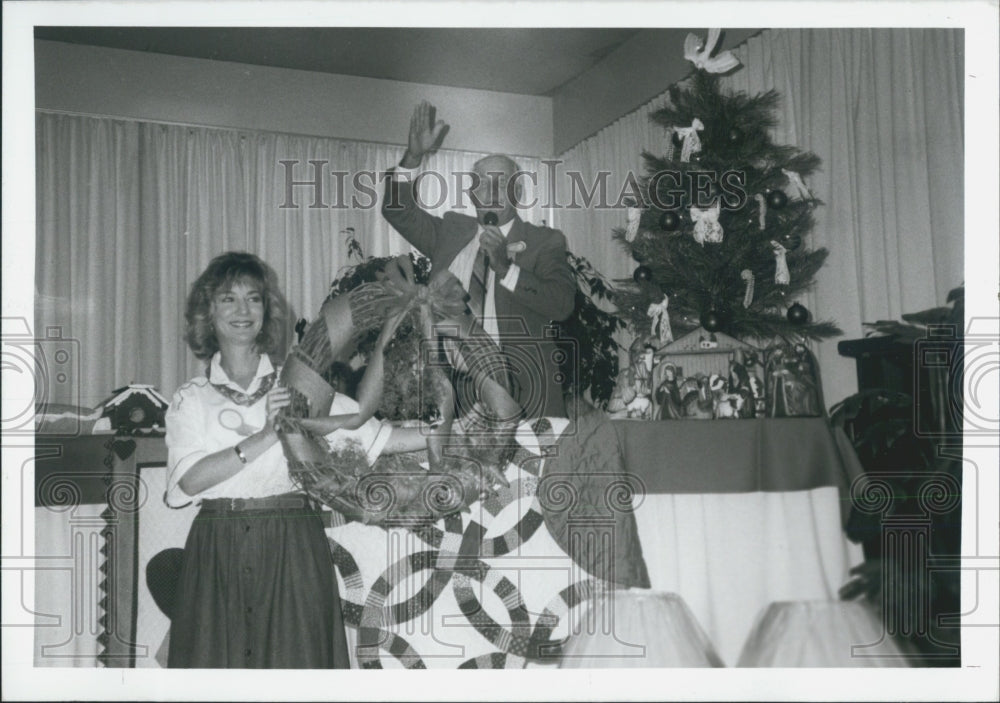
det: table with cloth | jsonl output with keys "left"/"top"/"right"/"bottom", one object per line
{"left": 31, "top": 414, "right": 863, "bottom": 668}
{"left": 614, "top": 417, "right": 865, "bottom": 665}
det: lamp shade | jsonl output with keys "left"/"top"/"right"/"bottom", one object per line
{"left": 560, "top": 591, "right": 723, "bottom": 668}
{"left": 737, "top": 600, "right": 917, "bottom": 667}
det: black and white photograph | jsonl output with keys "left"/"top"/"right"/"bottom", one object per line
{"left": 2, "top": 1, "right": 998, "bottom": 700}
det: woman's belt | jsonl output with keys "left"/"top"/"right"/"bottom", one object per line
{"left": 199, "top": 492, "right": 314, "bottom": 512}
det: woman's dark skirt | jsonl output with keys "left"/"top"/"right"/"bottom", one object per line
{"left": 167, "top": 498, "right": 350, "bottom": 668}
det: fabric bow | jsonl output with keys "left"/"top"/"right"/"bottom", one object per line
{"left": 647, "top": 294, "right": 673, "bottom": 344}
{"left": 771, "top": 240, "right": 790, "bottom": 285}
{"left": 624, "top": 205, "right": 643, "bottom": 242}
{"left": 684, "top": 28, "right": 741, "bottom": 74}
{"left": 690, "top": 201, "right": 723, "bottom": 245}
{"left": 781, "top": 169, "right": 813, "bottom": 200}
{"left": 675, "top": 118, "right": 705, "bottom": 162}
{"left": 377, "top": 254, "right": 468, "bottom": 324}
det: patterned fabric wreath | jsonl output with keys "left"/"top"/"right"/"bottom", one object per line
{"left": 274, "top": 256, "right": 522, "bottom": 526}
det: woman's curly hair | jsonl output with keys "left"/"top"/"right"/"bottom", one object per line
{"left": 184, "top": 251, "right": 289, "bottom": 360}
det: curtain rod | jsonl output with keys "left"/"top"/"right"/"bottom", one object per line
{"left": 34, "top": 108, "right": 545, "bottom": 162}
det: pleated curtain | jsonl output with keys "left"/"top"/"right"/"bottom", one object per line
{"left": 35, "top": 113, "right": 551, "bottom": 406}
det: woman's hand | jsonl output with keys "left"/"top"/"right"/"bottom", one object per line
{"left": 266, "top": 385, "right": 291, "bottom": 424}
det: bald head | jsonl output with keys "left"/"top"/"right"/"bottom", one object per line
{"left": 473, "top": 154, "right": 520, "bottom": 179}
{"left": 471, "top": 154, "right": 524, "bottom": 226}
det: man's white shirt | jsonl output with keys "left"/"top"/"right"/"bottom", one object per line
{"left": 391, "top": 165, "right": 520, "bottom": 343}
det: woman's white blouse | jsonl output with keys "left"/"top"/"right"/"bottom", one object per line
{"left": 164, "top": 353, "right": 392, "bottom": 507}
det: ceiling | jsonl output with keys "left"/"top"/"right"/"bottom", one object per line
{"left": 34, "top": 27, "right": 644, "bottom": 97}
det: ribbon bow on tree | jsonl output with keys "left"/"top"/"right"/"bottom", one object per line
{"left": 674, "top": 118, "right": 704, "bottom": 162}
{"left": 690, "top": 201, "right": 724, "bottom": 245}
{"left": 684, "top": 29, "right": 741, "bottom": 74}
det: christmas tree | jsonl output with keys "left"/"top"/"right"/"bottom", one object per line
{"left": 613, "top": 56, "right": 841, "bottom": 345}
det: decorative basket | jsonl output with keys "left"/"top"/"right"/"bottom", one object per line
{"left": 275, "top": 256, "right": 519, "bottom": 525}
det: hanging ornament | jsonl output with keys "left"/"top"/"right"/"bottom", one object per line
{"left": 690, "top": 201, "right": 723, "bottom": 245}
{"left": 631, "top": 245, "right": 646, "bottom": 263}
{"left": 771, "top": 240, "right": 791, "bottom": 285}
{"left": 633, "top": 265, "right": 653, "bottom": 283}
{"left": 664, "top": 129, "right": 679, "bottom": 161}
{"left": 786, "top": 302, "right": 810, "bottom": 325}
{"left": 740, "top": 269, "right": 755, "bottom": 308}
{"left": 676, "top": 119, "right": 705, "bottom": 162}
{"left": 647, "top": 295, "right": 674, "bottom": 345}
{"left": 624, "top": 204, "right": 643, "bottom": 242}
{"left": 728, "top": 127, "right": 743, "bottom": 143}
{"left": 781, "top": 169, "right": 813, "bottom": 201}
{"left": 683, "top": 28, "right": 742, "bottom": 73}
{"left": 766, "top": 189, "right": 788, "bottom": 210}
{"left": 659, "top": 210, "right": 681, "bottom": 231}
{"left": 700, "top": 307, "right": 723, "bottom": 332}
{"left": 780, "top": 232, "right": 802, "bottom": 251}
{"left": 754, "top": 193, "right": 767, "bottom": 230}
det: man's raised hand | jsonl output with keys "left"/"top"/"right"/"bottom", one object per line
{"left": 401, "top": 101, "right": 450, "bottom": 168}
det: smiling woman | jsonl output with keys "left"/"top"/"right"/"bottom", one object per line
{"left": 182, "top": 252, "right": 286, "bottom": 364}
{"left": 211, "top": 282, "right": 265, "bottom": 350}
{"left": 164, "top": 252, "right": 354, "bottom": 669}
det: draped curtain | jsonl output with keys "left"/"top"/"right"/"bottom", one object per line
{"left": 35, "top": 113, "right": 551, "bottom": 406}
{"left": 553, "top": 28, "right": 964, "bottom": 405}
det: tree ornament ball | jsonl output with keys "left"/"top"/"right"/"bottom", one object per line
{"left": 728, "top": 127, "right": 743, "bottom": 143}
{"left": 633, "top": 265, "right": 653, "bottom": 283}
{"left": 786, "top": 302, "right": 810, "bottom": 325}
{"left": 766, "top": 190, "right": 789, "bottom": 210}
{"left": 780, "top": 233, "right": 802, "bottom": 251}
{"left": 631, "top": 246, "right": 646, "bottom": 263}
{"left": 700, "top": 308, "right": 723, "bottom": 332}
{"left": 659, "top": 210, "right": 681, "bottom": 231}
{"left": 671, "top": 131, "right": 684, "bottom": 147}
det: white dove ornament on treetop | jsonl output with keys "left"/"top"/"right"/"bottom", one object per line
{"left": 684, "top": 28, "right": 742, "bottom": 74}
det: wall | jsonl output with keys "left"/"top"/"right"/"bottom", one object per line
{"left": 36, "top": 33, "right": 763, "bottom": 159}
{"left": 552, "top": 28, "right": 761, "bottom": 154}
{"left": 34, "top": 39, "right": 554, "bottom": 158}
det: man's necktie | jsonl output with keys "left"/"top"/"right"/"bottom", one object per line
{"left": 467, "top": 245, "right": 489, "bottom": 321}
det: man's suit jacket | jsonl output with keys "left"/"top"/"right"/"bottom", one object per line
{"left": 383, "top": 174, "right": 576, "bottom": 417}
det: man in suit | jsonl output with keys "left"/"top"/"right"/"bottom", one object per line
{"left": 382, "top": 101, "right": 576, "bottom": 418}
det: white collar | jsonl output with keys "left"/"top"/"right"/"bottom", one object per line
{"left": 208, "top": 352, "right": 275, "bottom": 393}
{"left": 479, "top": 218, "right": 516, "bottom": 238}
